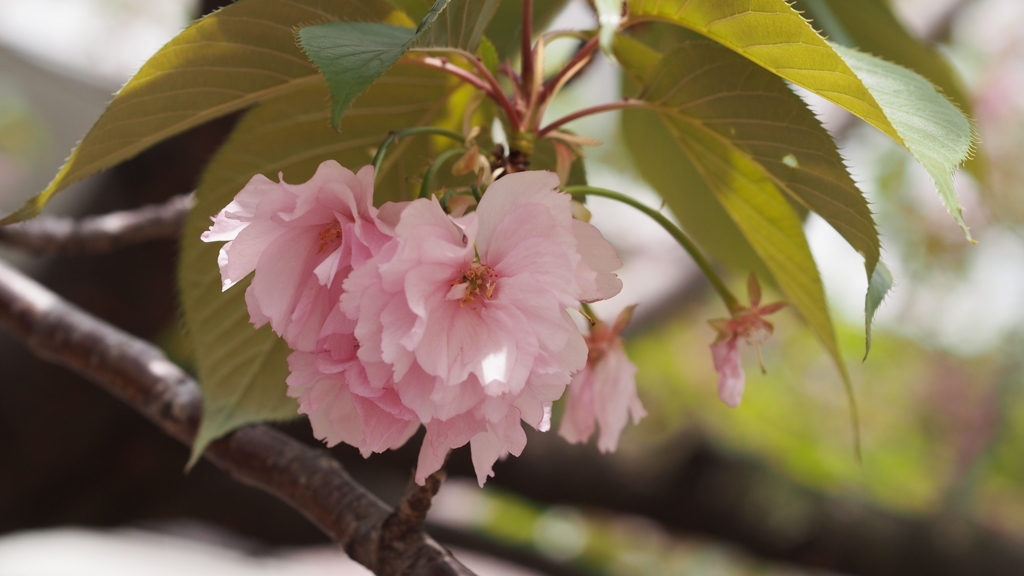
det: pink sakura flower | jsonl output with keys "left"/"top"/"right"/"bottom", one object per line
{"left": 201, "top": 161, "right": 389, "bottom": 352}
{"left": 708, "top": 274, "right": 786, "bottom": 408}
{"left": 203, "top": 160, "right": 418, "bottom": 458}
{"left": 342, "top": 171, "right": 622, "bottom": 485}
{"left": 285, "top": 308, "right": 420, "bottom": 457}
{"left": 559, "top": 306, "right": 646, "bottom": 452}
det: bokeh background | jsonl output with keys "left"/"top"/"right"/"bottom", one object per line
{"left": 3, "top": 0, "right": 1024, "bottom": 575}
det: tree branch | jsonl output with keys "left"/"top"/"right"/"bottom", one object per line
{"left": 0, "top": 256, "right": 475, "bottom": 576}
{"left": 0, "top": 194, "right": 193, "bottom": 255}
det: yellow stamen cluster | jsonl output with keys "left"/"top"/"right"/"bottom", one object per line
{"left": 317, "top": 222, "right": 343, "bottom": 253}
{"left": 456, "top": 263, "right": 496, "bottom": 307}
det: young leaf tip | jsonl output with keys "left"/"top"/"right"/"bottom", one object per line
{"left": 863, "top": 260, "right": 894, "bottom": 361}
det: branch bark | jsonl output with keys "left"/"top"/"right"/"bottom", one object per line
{"left": 0, "top": 256, "right": 474, "bottom": 576}
{"left": 0, "top": 194, "right": 192, "bottom": 255}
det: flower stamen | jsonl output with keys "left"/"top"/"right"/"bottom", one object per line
{"left": 317, "top": 222, "right": 343, "bottom": 253}
{"left": 453, "top": 263, "right": 496, "bottom": 307}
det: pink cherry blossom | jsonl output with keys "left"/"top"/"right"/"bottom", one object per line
{"left": 342, "top": 171, "right": 622, "bottom": 485}
{"left": 559, "top": 306, "right": 646, "bottom": 452}
{"left": 201, "top": 161, "right": 389, "bottom": 352}
{"left": 285, "top": 318, "right": 421, "bottom": 457}
{"left": 707, "top": 274, "right": 786, "bottom": 408}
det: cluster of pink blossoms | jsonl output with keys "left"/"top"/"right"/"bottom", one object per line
{"left": 202, "top": 161, "right": 645, "bottom": 485}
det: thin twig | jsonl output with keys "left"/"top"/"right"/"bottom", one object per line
{"left": 0, "top": 194, "right": 193, "bottom": 255}
{"left": 0, "top": 257, "right": 475, "bottom": 576}
{"left": 538, "top": 99, "right": 649, "bottom": 138}
{"left": 521, "top": 0, "right": 535, "bottom": 104}
{"left": 410, "top": 56, "right": 522, "bottom": 128}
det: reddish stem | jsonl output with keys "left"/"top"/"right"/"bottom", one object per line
{"left": 409, "top": 56, "right": 491, "bottom": 91}
{"left": 467, "top": 55, "right": 523, "bottom": 128}
{"left": 532, "top": 34, "right": 601, "bottom": 130}
{"left": 539, "top": 34, "right": 600, "bottom": 105}
{"left": 407, "top": 56, "right": 522, "bottom": 128}
{"left": 521, "top": 0, "right": 535, "bottom": 103}
{"left": 537, "top": 99, "right": 649, "bottom": 137}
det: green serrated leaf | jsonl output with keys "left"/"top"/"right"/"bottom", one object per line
{"left": 798, "top": 0, "right": 970, "bottom": 112}
{"left": 627, "top": 0, "right": 901, "bottom": 144}
{"left": 616, "top": 36, "right": 791, "bottom": 279}
{"left": 635, "top": 41, "right": 880, "bottom": 277}
{"left": 298, "top": 22, "right": 419, "bottom": 130}
{"left": 417, "top": 0, "right": 454, "bottom": 34}
{"left": 181, "top": 63, "right": 452, "bottom": 462}
{"left": 626, "top": 0, "right": 977, "bottom": 243}
{"left": 833, "top": 44, "right": 976, "bottom": 241}
{"left": 622, "top": 106, "right": 770, "bottom": 276}
{"left": 864, "top": 259, "right": 894, "bottom": 360}
{"left": 415, "top": 0, "right": 500, "bottom": 52}
{"left": 299, "top": 0, "right": 498, "bottom": 130}
{"left": 797, "top": 0, "right": 984, "bottom": 182}
{"left": 1, "top": 0, "right": 402, "bottom": 224}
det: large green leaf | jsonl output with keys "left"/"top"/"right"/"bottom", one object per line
{"left": 636, "top": 42, "right": 880, "bottom": 277}
{"left": 834, "top": 44, "right": 976, "bottom": 241}
{"left": 181, "top": 63, "right": 453, "bottom": 461}
{"left": 622, "top": 107, "right": 770, "bottom": 276}
{"left": 796, "top": 0, "right": 983, "bottom": 181}
{"left": 2, "top": 0, "right": 404, "bottom": 224}
{"left": 626, "top": 0, "right": 901, "bottom": 142}
{"left": 625, "top": 0, "right": 976, "bottom": 241}
{"left": 617, "top": 35, "right": 768, "bottom": 276}
{"left": 797, "top": 0, "right": 970, "bottom": 111}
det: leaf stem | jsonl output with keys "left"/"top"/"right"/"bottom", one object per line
{"left": 521, "top": 0, "right": 535, "bottom": 104}
{"left": 538, "top": 99, "right": 649, "bottom": 137}
{"left": 373, "top": 127, "right": 466, "bottom": 180}
{"left": 465, "top": 54, "right": 523, "bottom": 128}
{"left": 409, "top": 56, "right": 491, "bottom": 92}
{"left": 534, "top": 34, "right": 601, "bottom": 127}
{"left": 420, "top": 147, "right": 469, "bottom": 200}
{"left": 411, "top": 51, "right": 523, "bottom": 131}
{"left": 565, "top": 185, "right": 740, "bottom": 312}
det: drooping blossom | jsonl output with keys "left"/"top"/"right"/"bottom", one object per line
{"left": 559, "top": 306, "right": 646, "bottom": 452}
{"left": 201, "top": 161, "right": 388, "bottom": 352}
{"left": 707, "top": 273, "right": 786, "bottom": 407}
{"left": 342, "top": 171, "right": 623, "bottom": 485}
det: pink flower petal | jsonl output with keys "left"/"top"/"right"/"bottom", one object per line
{"left": 711, "top": 338, "right": 745, "bottom": 408}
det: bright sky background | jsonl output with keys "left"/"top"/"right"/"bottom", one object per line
{"left": 0, "top": 0, "right": 193, "bottom": 85}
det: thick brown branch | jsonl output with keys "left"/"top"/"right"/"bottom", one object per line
{"left": 0, "top": 194, "right": 193, "bottom": 255}
{"left": 0, "top": 257, "right": 474, "bottom": 576}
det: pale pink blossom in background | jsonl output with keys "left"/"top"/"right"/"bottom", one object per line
{"left": 707, "top": 274, "right": 786, "bottom": 408}
{"left": 559, "top": 306, "right": 645, "bottom": 452}
{"left": 710, "top": 338, "right": 744, "bottom": 408}
{"left": 201, "top": 161, "right": 388, "bottom": 352}
{"left": 343, "top": 171, "right": 622, "bottom": 485}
